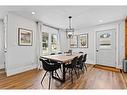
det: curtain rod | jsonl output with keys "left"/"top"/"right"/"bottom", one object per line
{"left": 43, "top": 23, "right": 59, "bottom": 30}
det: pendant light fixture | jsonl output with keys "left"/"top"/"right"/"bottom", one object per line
{"left": 66, "top": 16, "right": 74, "bottom": 39}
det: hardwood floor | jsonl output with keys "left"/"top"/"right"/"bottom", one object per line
{"left": 0, "top": 64, "right": 127, "bottom": 89}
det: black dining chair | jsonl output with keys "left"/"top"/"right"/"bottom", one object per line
{"left": 76, "top": 55, "right": 84, "bottom": 73}
{"left": 58, "top": 52, "right": 62, "bottom": 54}
{"left": 79, "top": 52, "right": 83, "bottom": 54}
{"left": 82, "top": 54, "right": 87, "bottom": 71}
{"left": 39, "top": 58, "right": 61, "bottom": 89}
{"left": 65, "top": 57, "right": 78, "bottom": 83}
{"left": 50, "top": 53, "right": 55, "bottom": 55}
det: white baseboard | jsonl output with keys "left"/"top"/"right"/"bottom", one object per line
{"left": 6, "top": 64, "right": 37, "bottom": 76}
{"left": 0, "top": 63, "right": 4, "bottom": 69}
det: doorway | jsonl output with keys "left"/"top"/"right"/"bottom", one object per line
{"left": 96, "top": 29, "right": 116, "bottom": 67}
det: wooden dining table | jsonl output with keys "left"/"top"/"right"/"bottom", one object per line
{"left": 40, "top": 53, "right": 82, "bottom": 83}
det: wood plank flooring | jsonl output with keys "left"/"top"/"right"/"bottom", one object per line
{"left": 0, "top": 64, "right": 127, "bottom": 89}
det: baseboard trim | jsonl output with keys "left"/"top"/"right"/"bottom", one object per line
{"left": 0, "top": 64, "right": 4, "bottom": 69}
{"left": 6, "top": 64, "right": 37, "bottom": 76}
{"left": 94, "top": 64, "right": 121, "bottom": 72}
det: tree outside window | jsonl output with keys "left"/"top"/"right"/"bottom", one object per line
{"left": 51, "top": 34, "right": 58, "bottom": 52}
{"left": 42, "top": 32, "right": 49, "bottom": 55}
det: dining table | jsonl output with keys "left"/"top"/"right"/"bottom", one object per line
{"left": 40, "top": 53, "right": 82, "bottom": 83}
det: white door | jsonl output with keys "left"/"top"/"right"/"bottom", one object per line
{"left": 96, "top": 29, "right": 116, "bottom": 67}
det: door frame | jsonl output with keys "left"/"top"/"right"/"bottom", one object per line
{"left": 95, "top": 28, "right": 117, "bottom": 67}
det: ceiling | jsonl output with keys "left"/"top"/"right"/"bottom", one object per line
{"left": 0, "top": 6, "right": 127, "bottom": 29}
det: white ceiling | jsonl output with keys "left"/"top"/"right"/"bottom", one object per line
{"left": 0, "top": 6, "right": 127, "bottom": 29}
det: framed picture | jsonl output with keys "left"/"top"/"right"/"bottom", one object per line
{"left": 70, "top": 35, "right": 78, "bottom": 48}
{"left": 78, "top": 34, "right": 88, "bottom": 48}
{"left": 18, "top": 28, "right": 33, "bottom": 46}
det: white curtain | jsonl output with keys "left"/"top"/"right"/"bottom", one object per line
{"left": 36, "top": 22, "right": 43, "bottom": 69}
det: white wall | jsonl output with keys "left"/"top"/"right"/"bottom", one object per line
{"left": 5, "top": 13, "right": 38, "bottom": 76}
{"left": 69, "top": 20, "right": 125, "bottom": 68}
{"left": 0, "top": 20, "right": 5, "bottom": 69}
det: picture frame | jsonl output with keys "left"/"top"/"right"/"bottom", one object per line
{"left": 18, "top": 28, "right": 33, "bottom": 46}
{"left": 78, "top": 34, "right": 88, "bottom": 48}
{"left": 70, "top": 35, "right": 78, "bottom": 48}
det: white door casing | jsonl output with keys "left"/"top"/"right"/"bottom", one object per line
{"left": 96, "top": 29, "right": 116, "bottom": 67}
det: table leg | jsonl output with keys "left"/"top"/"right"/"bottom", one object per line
{"left": 51, "top": 63, "right": 66, "bottom": 83}
{"left": 62, "top": 63, "right": 66, "bottom": 82}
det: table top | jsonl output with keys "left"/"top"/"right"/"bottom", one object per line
{"left": 41, "top": 53, "right": 82, "bottom": 63}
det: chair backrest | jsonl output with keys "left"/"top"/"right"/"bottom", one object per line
{"left": 58, "top": 52, "right": 62, "bottom": 54}
{"left": 68, "top": 50, "right": 72, "bottom": 55}
{"left": 50, "top": 53, "right": 55, "bottom": 55}
{"left": 77, "top": 55, "right": 83, "bottom": 65}
{"left": 39, "top": 58, "right": 51, "bottom": 71}
{"left": 83, "top": 54, "right": 87, "bottom": 62}
{"left": 71, "top": 57, "right": 78, "bottom": 68}
{"left": 79, "top": 55, "right": 83, "bottom": 61}
{"left": 79, "top": 52, "right": 83, "bottom": 54}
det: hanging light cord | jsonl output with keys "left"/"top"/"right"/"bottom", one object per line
{"left": 69, "top": 16, "right": 72, "bottom": 29}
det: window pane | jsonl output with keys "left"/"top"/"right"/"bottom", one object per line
{"left": 42, "top": 32, "right": 48, "bottom": 42}
{"left": 42, "top": 43, "right": 48, "bottom": 50}
{"left": 42, "top": 32, "right": 49, "bottom": 55}
{"left": 51, "top": 34, "right": 58, "bottom": 52}
{"left": 99, "top": 33, "right": 111, "bottom": 48}
{"left": 51, "top": 34, "right": 57, "bottom": 43}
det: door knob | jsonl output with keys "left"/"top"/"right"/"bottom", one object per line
{"left": 96, "top": 50, "right": 99, "bottom": 52}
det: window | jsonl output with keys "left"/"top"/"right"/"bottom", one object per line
{"left": 99, "top": 33, "right": 111, "bottom": 49}
{"left": 51, "top": 34, "right": 58, "bottom": 52}
{"left": 41, "top": 25, "right": 61, "bottom": 55}
{"left": 42, "top": 32, "right": 49, "bottom": 55}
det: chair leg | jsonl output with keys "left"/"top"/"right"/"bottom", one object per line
{"left": 77, "top": 68, "right": 80, "bottom": 74}
{"left": 55, "top": 70, "right": 60, "bottom": 79}
{"left": 48, "top": 72, "right": 52, "bottom": 89}
{"left": 84, "top": 64, "right": 87, "bottom": 71}
{"left": 53, "top": 70, "right": 57, "bottom": 77}
{"left": 69, "top": 68, "right": 71, "bottom": 76}
{"left": 60, "top": 65, "right": 63, "bottom": 73}
{"left": 60, "top": 68, "right": 63, "bottom": 73}
{"left": 74, "top": 68, "right": 78, "bottom": 79}
{"left": 71, "top": 68, "right": 73, "bottom": 83}
{"left": 65, "top": 67, "right": 69, "bottom": 73}
{"left": 41, "top": 71, "right": 47, "bottom": 85}
{"left": 81, "top": 67, "right": 85, "bottom": 73}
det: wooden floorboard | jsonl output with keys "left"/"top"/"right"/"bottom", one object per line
{"left": 0, "top": 64, "right": 127, "bottom": 89}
